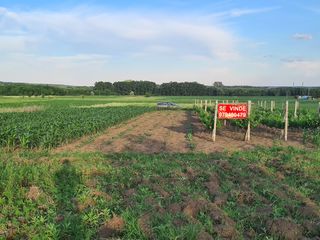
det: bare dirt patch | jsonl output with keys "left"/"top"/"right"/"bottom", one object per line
{"left": 98, "top": 215, "right": 125, "bottom": 238}
{"left": 26, "top": 186, "right": 41, "bottom": 201}
{"left": 56, "top": 110, "right": 307, "bottom": 153}
{"left": 267, "top": 218, "right": 303, "bottom": 240}
{"left": 138, "top": 213, "right": 154, "bottom": 239}
{"left": 57, "top": 111, "right": 190, "bottom": 153}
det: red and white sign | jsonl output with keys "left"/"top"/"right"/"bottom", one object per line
{"left": 217, "top": 103, "right": 248, "bottom": 119}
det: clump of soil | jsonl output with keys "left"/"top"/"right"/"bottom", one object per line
{"left": 255, "top": 205, "right": 273, "bottom": 217}
{"left": 302, "top": 220, "right": 320, "bottom": 237}
{"left": 151, "top": 185, "right": 170, "bottom": 198}
{"left": 98, "top": 215, "right": 125, "bottom": 238}
{"left": 185, "top": 167, "right": 198, "bottom": 180}
{"left": 298, "top": 204, "right": 320, "bottom": 219}
{"left": 167, "top": 203, "right": 182, "bottom": 214}
{"left": 74, "top": 197, "right": 96, "bottom": 212}
{"left": 197, "top": 230, "right": 213, "bottom": 240}
{"left": 248, "top": 164, "right": 270, "bottom": 176}
{"left": 26, "top": 186, "right": 41, "bottom": 201}
{"left": 208, "top": 203, "right": 239, "bottom": 239}
{"left": 91, "top": 190, "right": 112, "bottom": 201}
{"left": 183, "top": 198, "right": 209, "bottom": 219}
{"left": 205, "top": 173, "right": 220, "bottom": 197}
{"left": 172, "top": 218, "right": 187, "bottom": 227}
{"left": 214, "top": 160, "right": 232, "bottom": 171}
{"left": 267, "top": 218, "right": 303, "bottom": 240}
{"left": 124, "top": 188, "right": 136, "bottom": 198}
{"left": 138, "top": 213, "right": 154, "bottom": 238}
{"left": 213, "top": 192, "right": 228, "bottom": 207}
{"left": 85, "top": 179, "right": 97, "bottom": 188}
{"left": 235, "top": 190, "right": 255, "bottom": 205}
{"left": 55, "top": 215, "right": 64, "bottom": 223}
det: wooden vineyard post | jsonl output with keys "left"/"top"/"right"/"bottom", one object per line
{"left": 294, "top": 100, "right": 298, "bottom": 118}
{"left": 212, "top": 100, "right": 218, "bottom": 142}
{"left": 271, "top": 101, "right": 274, "bottom": 112}
{"left": 209, "top": 100, "right": 212, "bottom": 107}
{"left": 223, "top": 100, "right": 227, "bottom": 126}
{"left": 245, "top": 100, "right": 251, "bottom": 141}
{"left": 200, "top": 100, "right": 203, "bottom": 109}
{"left": 284, "top": 100, "right": 289, "bottom": 141}
{"left": 205, "top": 100, "right": 208, "bottom": 112}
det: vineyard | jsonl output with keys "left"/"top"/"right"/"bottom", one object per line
{"left": 195, "top": 100, "right": 320, "bottom": 146}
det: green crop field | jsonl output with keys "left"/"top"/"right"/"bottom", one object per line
{"left": 0, "top": 95, "right": 319, "bottom": 240}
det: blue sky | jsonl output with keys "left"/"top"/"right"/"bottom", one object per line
{"left": 0, "top": 0, "right": 319, "bottom": 86}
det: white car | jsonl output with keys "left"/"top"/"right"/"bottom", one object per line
{"left": 157, "top": 102, "right": 180, "bottom": 109}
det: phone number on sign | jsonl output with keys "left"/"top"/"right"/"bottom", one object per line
{"left": 218, "top": 112, "right": 247, "bottom": 119}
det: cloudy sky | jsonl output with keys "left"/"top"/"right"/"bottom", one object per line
{"left": 0, "top": 0, "right": 319, "bottom": 86}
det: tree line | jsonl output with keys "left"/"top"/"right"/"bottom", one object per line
{"left": 1, "top": 80, "right": 320, "bottom": 97}
{"left": 93, "top": 80, "right": 320, "bottom": 97}
{"left": 0, "top": 82, "right": 92, "bottom": 96}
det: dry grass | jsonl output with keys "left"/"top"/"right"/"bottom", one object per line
{"left": 75, "top": 103, "right": 152, "bottom": 108}
{"left": 0, "top": 105, "right": 44, "bottom": 113}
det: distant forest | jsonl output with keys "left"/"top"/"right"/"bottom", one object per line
{"left": 1, "top": 81, "right": 320, "bottom": 97}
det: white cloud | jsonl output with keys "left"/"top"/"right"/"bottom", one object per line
{"left": 0, "top": 6, "right": 238, "bottom": 60}
{"left": 292, "top": 33, "right": 313, "bottom": 40}
{"left": 0, "top": 53, "right": 111, "bottom": 85}
{"left": 206, "top": 7, "right": 279, "bottom": 19}
{"left": 284, "top": 60, "right": 320, "bottom": 77}
{"left": 228, "top": 7, "right": 279, "bottom": 17}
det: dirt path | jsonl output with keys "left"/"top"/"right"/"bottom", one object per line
{"left": 56, "top": 110, "right": 307, "bottom": 153}
{"left": 56, "top": 111, "right": 190, "bottom": 153}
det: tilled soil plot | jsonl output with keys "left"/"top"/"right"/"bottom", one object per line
{"left": 56, "top": 110, "right": 307, "bottom": 153}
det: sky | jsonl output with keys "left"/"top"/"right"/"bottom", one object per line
{"left": 0, "top": 0, "right": 319, "bottom": 86}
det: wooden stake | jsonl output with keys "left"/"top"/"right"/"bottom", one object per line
{"left": 212, "top": 100, "right": 218, "bottom": 142}
{"left": 284, "top": 100, "right": 289, "bottom": 141}
{"left": 271, "top": 101, "right": 274, "bottom": 112}
{"left": 205, "top": 100, "right": 208, "bottom": 112}
{"left": 294, "top": 100, "right": 298, "bottom": 118}
{"left": 245, "top": 100, "right": 251, "bottom": 141}
{"left": 200, "top": 100, "right": 203, "bottom": 109}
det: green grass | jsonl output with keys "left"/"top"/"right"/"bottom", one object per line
{"left": 0, "top": 147, "right": 319, "bottom": 239}
{"left": 0, "top": 95, "right": 319, "bottom": 112}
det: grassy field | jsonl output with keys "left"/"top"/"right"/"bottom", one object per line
{"left": 0, "top": 96, "right": 319, "bottom": 239}
{"left": 1, "top": 147, "right": 319, "bottom": 239}
{"left": 0, "top": 95, "right": 319, "bottom": 112}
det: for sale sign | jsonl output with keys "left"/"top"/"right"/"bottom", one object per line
{"left": 217, "top": 103, "right": 248, "bottom": 119}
